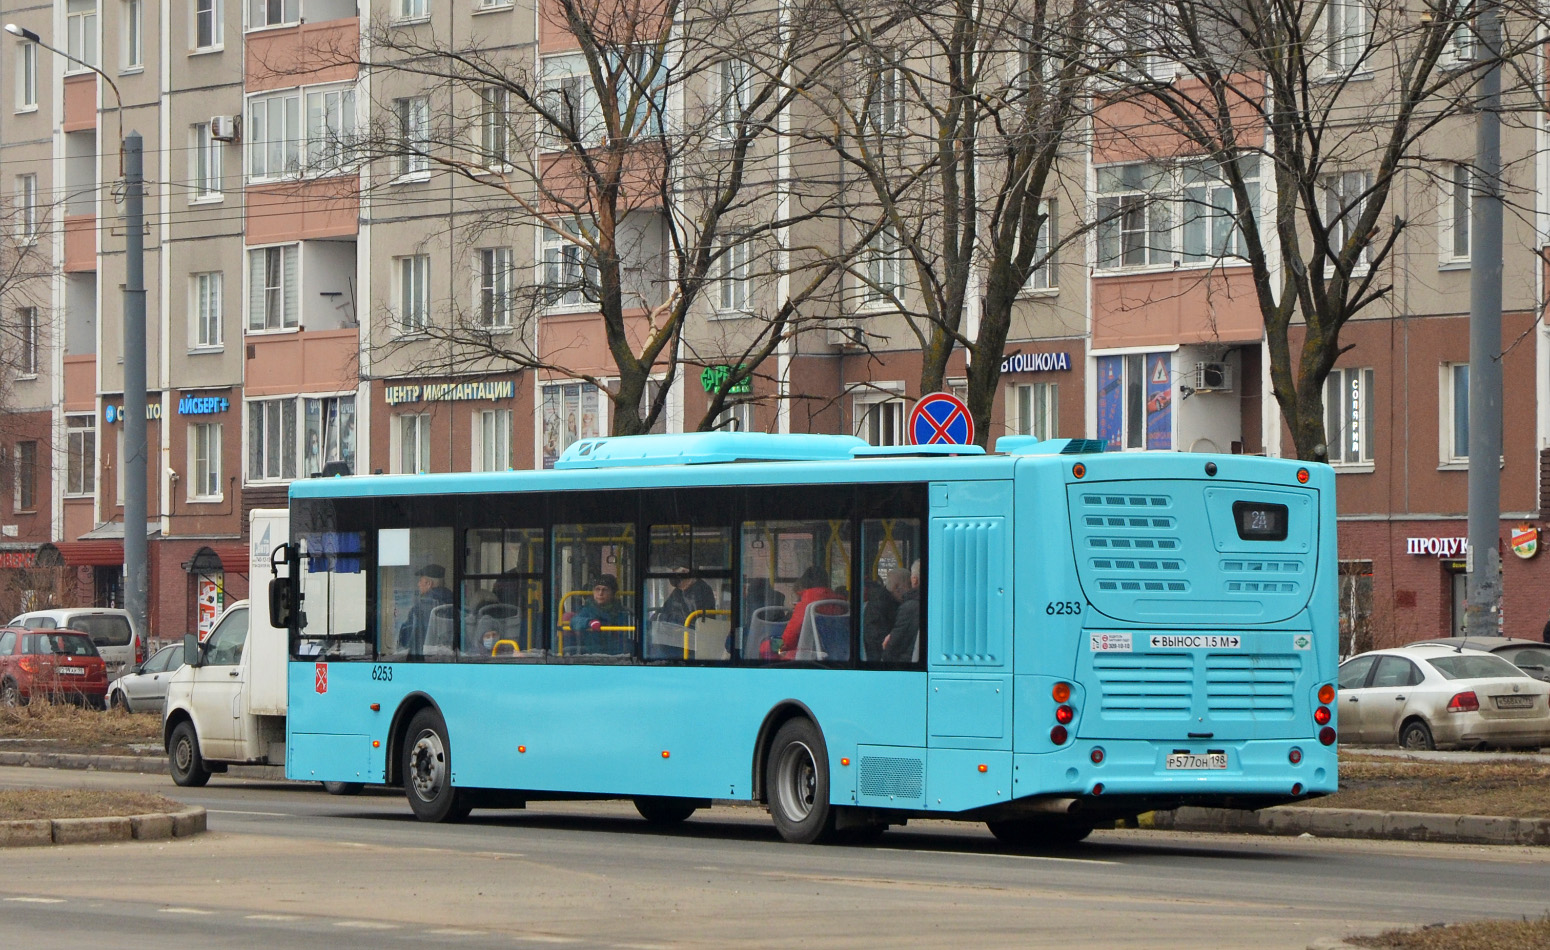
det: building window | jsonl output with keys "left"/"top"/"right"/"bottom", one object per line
{"left": 15, "top": 441, "right": 37, "bottom": 510}
{"left": 305, "top": 86, "right": 356, "bottom": 173}
{"left": 862, "top": 51, "right": 904, "bottom": 136}
{"left": 1443, "top": 362, "right": 1468, "bottom": 464}
{"left": 1441, "top": 163, "right": 1471, "bottom": 264}
{"left": 304, "top": 395, "right": 355, "bottom": 476}
{"left": 393, "top": 414, "right": 431, "bottom": 474}
{"left": 16, "top": 174, "right": 37, "bottom": 243}
{"left": 855, "top": 393, "right": 907, "bottom": 446}
{"left": 1321, "top": 170, "right": 1373, "bottom": 266}
{"left": 248, "top": 0, "right": 299, "bottom": 30}
{"left": 1322, "top": 0, "right": 1369, "bottom": 74}
{"left": 478, "top": 248, "right": 514, "bottom": 327}
{"left": 1096, "top": 353, "right": 1171, "bottom": 451}
{"left": 192, "top": 272, "right": 223, "bottom": 348}
{"left": 66, "top": 417, "right": 95, "bottom": 496}
{"left": 195, "top": 0, "right": 221, "bottom": 50}
{"left": 479, "top": 86, "right": 513, "bottom": 169}
{"left": 395, "top": 0, "right": 428, "bottom": 20}
{"left": 249, "top": 92, "right": 300, "bottom": 180}
{"left": 392, "top": 96, "right": 430, "bottom": 177}
{"left": 247, "top": 245, "right": 298, "bottom": 330}
{"left": 17, "top": 307, "right": 38, "bottom": 375}
{"left": 1324, "top": 366, "right": 1375, "bottom": 466}
{"left": 193, "top": 124, "right": 223, "bottom": 198}
{"left": 717, "top": 237, "right": 750, "bottom": 312}
{"left": 540, "top": 54, "right": 602, "bottom": 149}
{"left": 66, "top": 0, "right": 98, "bottom": 71}
{"left": 122, "top": 0, "right": 142, "bottom": 70}
{"left": 16, "top": 40, "right": 37, "bottom": 109}
{"left": 396, "top": 254, "right": 431, "bottom": 331}
{"left": 1097, "top": 163, "right": 1170, "bottom": 268}
{"left": 1182, "top": 156, "right": 1259, "bottom": 262}
{"left": 1008, "top": 382, "right": 1057, "bottom": 439}
{"left": 473, "top": 409, "right": 512, "bottom": 472}
{"left": 862, "top": 225, "right": 904, "bottom": 307}
{"left": 541, "top": 224, "right": 597, "bottom": 310}
{"left": 190, "top": 423, "right": 222, "bottom": 499}
{"left": 541, "top": 382, "right": 601, "bottom": 469}
{"left": 713, "top": 399, "right": 754, "bottom": 432}
{"left": 714, "top": 59, "right": 751, "bottom": 141}
{"left": 248, "top": 398, "right": 297, "bottom": 481}
{"left": 1024, "top": 199, "right": 1056, "bottom": 291}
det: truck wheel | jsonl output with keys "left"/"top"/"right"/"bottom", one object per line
{"left": 765, "top": 718, "right": 836, "bottom": 844}
{"left": 323, "top": 781, "right": 365, "bottom": 796}
{"left": 404, "top": 708, "right": 470, "bottom": 822}
{"left": 169, "top": 721, "right": 212, "bottom": 787}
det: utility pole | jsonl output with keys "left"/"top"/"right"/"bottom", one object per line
{"left": 123, "top": 133, "right": 147, "bottom": 642}
{"left": 1465, "top": 5, "right": 1503, "bottom": 638}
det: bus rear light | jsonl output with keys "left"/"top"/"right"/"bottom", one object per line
{"left": 1091, "top": 783, "right": 1104, "bottom": 795}
{"left": 1055, "top": 704, "right": 1074, "bottom": 725}
{"left": 1090, "top": 747, "right": 1105, "bottom": 765}
{"left": 1448, "top": 691, "right": 1479, "bottom": 712}
{"left": 1052, "top": 682, "right": 1072, "bottom": 703}
{"left": 1292, "top": 783, "right": 1303, "bottom": 795}
{"left": 1314, "top": 706, "right": 1331, "bottom": 726}
{"left": 1072, "top": 463, "right": 1086, "bottom": 479}
{"left": 1318, "top": 684, "right": 1335, "bottom": 704}
{"left": 1050, "top": 725, "right": 1068, "bottom": 744}
{"left": 1288, "top": 748, "right": 1302, "bottom": 765}
{"left": 1297, "top": 468, "right": 1310, "bottom": 484}
{"left": 1318, "top": 727, "right": 1336, "bottom": 746}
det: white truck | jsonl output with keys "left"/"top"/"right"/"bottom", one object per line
{"left": 161, "top": 508, "right": 364, "bottom": 794}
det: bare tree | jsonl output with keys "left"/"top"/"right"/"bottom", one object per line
{"left": 1100, "top": 0, "right": 1547, "bottom": 460}
{"left": 0, "top": 191, "right": 58, "bottom": 452}
{"left": 281, "top": 0, "right": 872, "bottom": 435}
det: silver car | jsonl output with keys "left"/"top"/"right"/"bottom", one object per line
{"left": 106, "top": 643, "right": 185, "bottom": 714}
{"left": 1337, "top": 645, "right": 1550, "bottom": 750}
{"left": 1408, "top": 636, "right": 1550, "bottom": 683}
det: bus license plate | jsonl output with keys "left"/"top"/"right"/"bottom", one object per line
{"left": 1166, "top": 753, "right": 1227, "bottom": 770}
{"left": 1494, "top": 695, "right": 1533, "bottom": 709}
{"left": 57, "top": 667, "right": 85, "bottom": 676}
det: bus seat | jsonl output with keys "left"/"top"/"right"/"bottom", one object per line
{"left": 749, "top": 605, "right": 792, "bottom": 658}
{"left": 424, "top": 604, "right": 457, "bottom": 657}
{"left": 648, "top": 620, "right": 690, "bottom": 659}
{"left": 796, "top": 599, "right": 847, "bottom": 661}
{"left": 813, "top": 611, "right": 850, "bottom": 661}
{"left": 694, "top": 617, "right": 731, "bottom": 660}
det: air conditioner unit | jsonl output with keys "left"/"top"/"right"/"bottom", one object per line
{"left": 1193, "top": 361, "right": 1233, "bottom": 392}
{"left": 209, "top": 115, "right": 239, "bottom": 142}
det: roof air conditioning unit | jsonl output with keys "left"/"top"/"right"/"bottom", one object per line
{"left": 209, "top": 115, "right": 240, "bottom": 142}
{"left": 1193, "top": 361, "right": 1233, "bottom": 392}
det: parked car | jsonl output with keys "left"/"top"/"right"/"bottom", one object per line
{"left": 0, "top": 627, "right": 109, "bottom": 708}
{"left": 1337, "top": 645, "right": 1550, "bottom": 750}
{"left": 107, "top": 643, "right": 186, "bottom": 714}
{"left": 1407, "top": 636, "right": 1550, "bottom": 683}
{"left": 6, "top": 608, "right": 142, "bottom": 680}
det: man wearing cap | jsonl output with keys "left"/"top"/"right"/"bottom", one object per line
{"left": 399, "top": 563, "right": 453, "bottom": 654}
{"left": 569, "top": 573, "right": 632, "bottom": 654}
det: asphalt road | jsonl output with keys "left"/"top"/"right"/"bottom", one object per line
{"left": 1, "top": 766, "right": 1548, "bottom": 949}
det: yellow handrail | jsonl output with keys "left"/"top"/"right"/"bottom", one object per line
{"left": 679, "top": 609, "right": 732, "bottom": 658}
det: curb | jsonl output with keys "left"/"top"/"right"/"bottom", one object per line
{"left": 0, "top": 750, "right": 285, "bottom": 780}
{"left": 0, "top": 806, "right": 205, "bottom": 848}
{"left": 1152, "top": 804, "right": 1550, "bottom": 846}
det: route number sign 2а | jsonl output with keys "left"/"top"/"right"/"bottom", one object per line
{"left": 909, "top": 392, "right": 974, "bottom": 446}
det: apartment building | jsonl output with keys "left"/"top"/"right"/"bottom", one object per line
{"left": 0, "top": 1, "right": 1544, "bottom": 649}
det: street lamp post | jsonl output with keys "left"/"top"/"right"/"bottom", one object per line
{"left": 7, "top": 24, "right": 149, "bottom": 645}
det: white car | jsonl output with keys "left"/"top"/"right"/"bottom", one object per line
{"left": 1337, "top": 645, "right": 1550, "bottom": 750}
{"left": 107, "top": 643, "right": 185, "bottom": 714}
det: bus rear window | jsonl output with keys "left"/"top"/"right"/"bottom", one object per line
{"left": 67, "top": 615, "right": 131, "bottom": 646}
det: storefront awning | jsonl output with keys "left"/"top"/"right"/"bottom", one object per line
{"left": 182, "top": 544, "right": 248, "bottom": 575}
{"left": 37, "top": 540, "right": 123, "bottom": 567}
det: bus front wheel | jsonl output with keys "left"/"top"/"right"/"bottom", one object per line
{"left": 766, "top": 718, "right": 837, "bottom": 844}
{"left": 403, "top": 708, "right": 471, "bottom": 822}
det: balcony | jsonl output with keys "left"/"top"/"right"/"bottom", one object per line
{"left": 246, "top": 15, "right": 359, "bottom": 93}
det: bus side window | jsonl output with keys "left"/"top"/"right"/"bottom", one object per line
{"left": 739, "top": 520, "right": 851, "bottom": 663}
{"left": 552, "top": 522, "right": 636, "bottom": 660}
{"left": 376, "top": 526, "right": 456, "bottom": 661}
{"left": 644, "top": 524, "right": 733, "bottom": 661}
{"left": 462, "top": 527, "right": 546, "bottom": 660}
{"left": 860, "top": 518, "right": 921, "bottom": 666}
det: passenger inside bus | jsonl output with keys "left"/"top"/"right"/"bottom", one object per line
{"left": 569, "top": 574, "right": 632, "bottom": 654}
{"left": 881, "top": 560, "right": 921, "bottom": 662}
{"left": 766, "top": 566, "right": 845, "bottom": 660}
{"left": 398, "top": 564, "right": 452, "bottom": 654}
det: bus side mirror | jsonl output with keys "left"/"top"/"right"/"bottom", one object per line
{"left": 183, "top": 633, "right": 203, "bottom": 669}
{"left": 270, "top": 579, "right": 295, "bottom": 630}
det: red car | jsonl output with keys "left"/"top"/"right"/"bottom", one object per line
{"left": 0, "top": 626, "right": 109, "bottom": 709}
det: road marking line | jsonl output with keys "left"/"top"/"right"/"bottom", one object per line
{"left": 245, "top": 914, "right": 302, "bottom": 921}
{"left": 513, "top": 937, "right": 581, "bottom": 944}
{"left": 889, "top": 848, "right": 1118, "bottom": 866}
{"left": 427, "top": 929, "right": 487, "bottom": 936}
{"left": 5, "top": 897, "right": 66, "bottom": 904}
{"left": 160, "top": 907, "right": 214, "bottom": 915}
{"left": 335, "top": 921, "right": 397, "bottom": 930}
{"left": 207, "top": 809, "right": 291, "bottom": 817}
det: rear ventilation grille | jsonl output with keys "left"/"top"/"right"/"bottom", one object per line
{"left": 933, "top": 518, "right": 1006, "bottom": 665}
{"left": 1222, "top": 560, "right": 1303, "bottom": 595}
{"left": 1093, "top": 653, "right": 1193, "bottom": 718}
{"left": 1094, "top": 652, "right": 1301, "bottom": 721}
{"left": 1079, "top": 493, "right": 1187, "bottom": 595}
{"left": 1206, "top": 654, "right": 1300, "bottom": 719}
{"left": 859, "top": 756, "right": 925, "bottom": 800}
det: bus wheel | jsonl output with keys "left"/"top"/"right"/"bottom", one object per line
{"left": 986, "top": 818, "right": 1092, "bottom": 849}
{"left": 404, "top": 708, "right": 471, "bottom": 822}
{"left": 323, "top": 781, "right": 365, "bottom": 796}
{"left": 633, "top": 796, "right": 699, "bottom": 825}
{"left": 766, "top": 718, "right": 837, "bottom": 844}
{"left": 169, "top": 721, "right": 212, "bottom": 788}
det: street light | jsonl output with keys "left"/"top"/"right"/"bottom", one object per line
{"left": 6, "top": 22, "right": 149, "bottom": 646}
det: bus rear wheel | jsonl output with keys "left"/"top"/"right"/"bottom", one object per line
{"left": 986, "top": 818, "right": 1092, "bottom": 849}
{"left": 633, "top": 796, "right": 700, "bottom": 825}
{"left": 404, "top": 708, "right": 471, "bottom": 822}
{"left": 766, "top": 718, "right": 836, "bottom": 844}
{"left": 323, "top": 781, "right": 364, "bottom": 796}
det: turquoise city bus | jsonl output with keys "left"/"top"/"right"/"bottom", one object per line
{"left": 275, "top": 432, "right": 1338, "bottom": 845}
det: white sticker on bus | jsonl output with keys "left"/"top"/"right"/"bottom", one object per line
{"left": 1149, "top": 635, "right": 1242, "bottom": 649}
{"left": 1090, "top": 633, "right": 1132, "bottom": 652}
